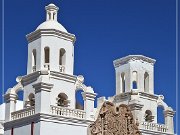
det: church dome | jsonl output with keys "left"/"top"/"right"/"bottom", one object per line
{"left": 36, "top": 20, "right": 67, "bottom": 32}
{"left": 36, "top": 3, "right": 67, "bottom": 33}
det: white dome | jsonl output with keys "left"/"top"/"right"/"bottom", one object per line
{"left": 48, "top": 3, "right": 56, "bottom": 6}
{"left": 36, "top": 20, "right": 67, "bottom": 32}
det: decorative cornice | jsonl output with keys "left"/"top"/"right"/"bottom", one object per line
{"left": 4, "top": 113, "right": 93, "bottom": 130}
{"left": 20, "top": 70, "right": 78, "bottom": 87}
{"left": 21, "top": 71, "right": 41, "bottom": 86}
{"left": 26, "top": 29, "right": 76, "bottom": 43}
{"left": 4, "top": 93, "right": 18, "bottom": 103}
{"left": 138, "top": 92, "right": 158, "bottom": 100}
{"left": 164, "top": 108, "right": 175, "bottom": 117}
{"left": 33, "top": 82, "right": 54, "bottom": 93}
{"left": 113, "top": 55, "right": 156, "bottom": 68}
{"left": 82, "top": 92, "right": 97, "bottom": 101}
{"left": 22, "top": 70, "right": 76, "bottom": 86}
{"left": 113, "top": 92, "right": 159, "bottom": 103}
{"left": 50, "top": 71, "right": 76, "bottom": 83}
{"left": 129, "top": 100, "right": 144, "bottom": 111}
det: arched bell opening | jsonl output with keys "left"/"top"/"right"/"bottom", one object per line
{"left": 144, "top": 110, "right": 154, "bottom": 122}
{"left": 59, "top": 48, "right": 66, "bottom": 73}
{"left": 132, "top": 81, "right": 137, "bottom": 89}
{"left": 44, "top": 47, "right": 50, "bottom": 70}
{"left": 57, "top": 93, "right": 69, "bottom": 107}
{"left": 24, "top": 93, "right": 35, "bottom": 108}
{"left": 28, "top": 93, "right": 35, "bottom": 107}
{"left": 75, "top": 90, "right": 84, "bottom": 110}
{"left": 132, "top": 71, "right": 138, "bottom": 90}
{"left": 121, "top": 72, "right": 125, "bottom": 92}
{"left": 32, "top": 49, "right": 36, "bottom": 72}
{"left": 157, "top": 105, "right": 165, "bottom": 124}
{"left": 144, "top": 72, "right": 149, "bottom": 92}
{"left": 14, "top": 89, "right": 24, "bottom": 111}
{"left": 16, "top": 90, "right": 24, "bottom": 101}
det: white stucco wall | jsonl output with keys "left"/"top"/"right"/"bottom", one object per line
{"left": 27, "top": 36, "right": 74, "bottom": 75}
{"left": 39, "top": 121, "right": 88, "bottom": 135}
{"left": 0, "top": 101, "right": 23, "bottom": 135}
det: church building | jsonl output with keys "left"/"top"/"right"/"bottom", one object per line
{"left": 2, "top": 4, "right": 175, "bottom": 135}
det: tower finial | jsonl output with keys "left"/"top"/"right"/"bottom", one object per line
{"left": 45, "top": 3, "right": 59, "bottom": 21}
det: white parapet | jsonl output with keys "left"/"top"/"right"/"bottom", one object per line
{"left": 140, "top": 121, "right": 168, "bottom": 133}
{"left": 11, "top": 106, "right": 35, "bottom": 120}
{"left": 51, "top": 105, "right": 86, "bottom": 119}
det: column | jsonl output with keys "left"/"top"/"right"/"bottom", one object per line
{"left": 164, "top": 107, "right": 175, "bottom": 134}
{"left": 4, "top": 93, "right": 18, "bottom": 121}
{"left": 33, "top": 82, "right": 53, "bottom": 114}
{"left": 82, "top": 87, "right": 97, "bottom": 121}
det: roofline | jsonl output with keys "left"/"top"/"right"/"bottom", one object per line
{"left": 26, "top": 29, "right": 76, "bottom": 44}
{"left": 113, "top": 55, "right": 156, "bottom": 68}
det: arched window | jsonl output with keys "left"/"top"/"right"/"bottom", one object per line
{"left": 132, "top": 71, "right": 138, "bottom": 89}
{"left": 132, "top": 81, "right": 137, "bottom": 89}
{"left": 121, "top": 72, "right": 125, "bottom": 92}
{"left": 157, "top": 106, "right": 165, "bottom": 124}
{"left": 28, "top": 93, "right": 35, "bottom": 106}
{"left": 32, "top": 49, "right": 36, "bottom": 72}
{"left": 16, "top": 90, "right": 24, "bottom": 110}
{"left": 59, "top": 48, "right": 66, "bottom": 65}
{"left": 59, "top": 48, "right": 66, "bottom": 72}
{"left": 44, "top": 47, "right": 50, "bottom": 63}
{"left": 57, "top": 93, "right": 69, "bottom": 107}
{"left": 144, "top": 72, "right": 149, "bottom": 92}
{"left": 145, "top": 110, "right": 154, "bottom": 122}
{"left": 75, "top": 90, "right": 84, "bottom": 110}
{"left": 48, "top": 12, "right": 51, "bottom": 20}
{"left": 17, "top": 90, "right": 24, "bottom": 101}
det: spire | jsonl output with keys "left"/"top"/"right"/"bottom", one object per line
{"left": 45, "top": 3, "right": 59, "bottom": 21}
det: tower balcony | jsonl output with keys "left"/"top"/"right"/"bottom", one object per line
{"left": 11, "top": 106, "right": 35, "bottom": 120}
{"left": 51, "top": 105, "right": 86, "bottom": 119}
{"left": 10, "top": 105, "right": 86, "bottom": 121}
{"left": 140, "top": 121, "right": 168, "bottom": 133}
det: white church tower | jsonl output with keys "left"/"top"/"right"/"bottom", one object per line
{"left": 2, "top": 3, "right": 175, "bottom": 135}
{"left": 111, "top": 55, "right": 175, "bottom": 135}
{"left": 4, "top": 4, "right": 97, "bottom": 135}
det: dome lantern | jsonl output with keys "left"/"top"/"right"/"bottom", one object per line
{"left": 36, "top": 3, "right": 67, "bottom": 32}
{"left": 45, "top": 3, "right": 59, "bottom": 21}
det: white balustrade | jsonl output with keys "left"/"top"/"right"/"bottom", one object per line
{"left": 11, "top": 107, "right": 35, "bottom": 120}
{"left": 141, "top": 121, "right": 168, "bottom": 133}
{"left": 51, "top": 105, "right": 86, "bottom": 119}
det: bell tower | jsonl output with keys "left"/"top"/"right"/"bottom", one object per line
{"left": 111, "top": 55, "right": 175, "bottom": 134}
{"left": 27, "top": 4, "right": 75, "bottom": 75}
{"left": 113, "top": 55, "right": 156, "bottom": 94}
{"left": 4, "top": 4, "right": 97, "bottom": 135}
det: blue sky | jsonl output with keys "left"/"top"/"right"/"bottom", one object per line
{"left": 0, "top": 0, "right": 178, "bottom": 132}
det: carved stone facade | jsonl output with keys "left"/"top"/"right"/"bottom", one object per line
{"left": 88, "top": 102, "right": 141, "bottom": 135}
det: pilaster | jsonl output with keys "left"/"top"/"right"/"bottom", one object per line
{"left": 129, "top": 99, "right": 144, "bottom": 123}
{"left": 33, "top": 82, "right": 53, "bottom": 114}
{"left": 4, "top": 93, "right": 18, "bottom": 122}
{"left": 164, "top": 107, "right": 175, "bottom": 134}
{"left": 82, "top": 88, "right": 97, "bottom": 121}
